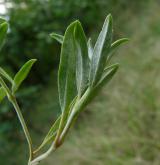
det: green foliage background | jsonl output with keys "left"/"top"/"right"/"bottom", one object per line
{"left": 1, "top": 0, "right": 160, "bottom": 165}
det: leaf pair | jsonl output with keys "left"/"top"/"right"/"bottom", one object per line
{"left": 51, "top": 25, "right": 90, "bottom": 98}
{"left": 36, "top": 20, "right": 89, "bottom": 151}
{"left": 0, "top": 18, "right": 37, "bottom": 95}
{"left": 56, "top": 20, "right": 90, "bottom": 110}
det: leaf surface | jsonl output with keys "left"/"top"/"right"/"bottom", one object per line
{"left": 87, "top": 38, "right": 93, "bottom": 60}
{"left": 0, "top": 87, "right": 6, "bottom": 102}
{"left": 0, "top": 67, "right": 13, "bottom": 84}
{"left": 89, "top": 14, "right": 113, "bottom": 86}
{"left": 58, "top": 21, "right": 77, "bottom": 111}
{"left": 12, "top": 59, "right": 37, "bottom": 93}
{"left": 74, "top": 21, "right": 89, "bottom": 97}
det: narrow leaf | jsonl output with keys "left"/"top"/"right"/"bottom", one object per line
{"left": 0, "top": 76, "right": 11, "bottom": 97}
{"left": 111, "top": 38, "right": 129, "bottom": 52}
{"left": 0, "top": 22, "right": 8, "bottom": 50}
{"left": 89, "top": 14, "right": 113, "bottom": 87}
{"left": 87, "top": 38, "right": 93, "bottom": 60}
{"left": 104, "top": 63, "right": 119, "bottom": 71}
{"left": 95, "top": 63, "right": 119, "bottom": 91}
{"left": 58, "top": 21, "right": 77, "bottom": 111}
{"left": 34, "top": 116, "right": 61, "bottom": 153}
{"left": 0, "top": 87, "right": 6, "bottom": 102}
{"left": 12, "top": 59, "right": 37, "bottom": 93}
{"left": 74, "top": 21, "right": 90, "bottom": 97}
{"left": 81, "top": 64, "right": 119, "bottom": 108}
{"left": 0, "top": 67, "right": 13, "bottom": 84}
{"left": 50, "top": 33, "right": 63, "bottom": 44}
{"left": 107, "top": 38, "right": 129, "bottom": 62}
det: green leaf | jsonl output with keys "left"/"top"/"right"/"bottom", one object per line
{"left": 74, "top": 21, "right": 90, "bottom": 97}
{"left": 87, "top": 38, "right": 93, "bottom": 60}
{"left": 0, "top": 67, "right": 13, "bottom": 84}
{"left": 111, "top": 38, "right": 129, "bottom": 52}
{"left": 50, "top": 32, "right": 63, "bottom": 44}
{"left": 0, "top": 87, "right": 6, "bottom": 102}
{"left": 95, "top": 63, "right": 119, "bottom": 91}
{"left": 89, "top": 14, "right": 113, "bottom": 87}
{"left": 80, "top": 64, "right": 119, "bottom": 108}
{"left": 0, "top": 22, "right": 8, "bottom": 50}
{"left": 104, "top": 63, "right": 119, "bottom": 71}
{"left": 34, "top": 116, "right": 61, "bottom": 153}
{"left": 12, "top": 59, "right": 37, "bottom": 93}
{"left": 0, "top": 76, "right": 11, "bottom": 97}
{"left": 107, "top": 38, "right": 129, "bottom": 62}
{"left": 58, "top": 21, "right": 77, "bottom": 111}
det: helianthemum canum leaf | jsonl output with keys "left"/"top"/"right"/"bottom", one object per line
{"left": 58, "top": 21, "right": 77, "bottom": 112}
{"left": 12, "top": 59, "right": 37, "bottom": 93}
{"left": 0, "top": 67, "right": 13, "bottom": 84}
{"left": 89, "top": 14, "right": 113, "bottom": 87}
{"left": 74, "top": 21, "right": 90, "bottom": 97}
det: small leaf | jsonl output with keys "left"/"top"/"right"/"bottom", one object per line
{"left": 80, "top": 64, "right": 119, "bottom": 108}
{"left": 34, "top": 116, "right": 61, "bottom": 153}
{"left": 0, "top": 76, "right": 11, "bottom": 97}
{"left": 95, "top": 63, "right": 119, "bottom": 91}
{"left": 12, "top": 59, "right": 37, "bottom": 93}
{"left": 58, "top": 21, "right": 77, "bottom": 111}
{"left": 0, "top": 67, "right": 13, "bottom": 84}
{"left": 50, "top": 33, "right": 63, "bottom": 44}
{"left": 87, "top": 38, "right": 93, "bottom": 60}
{"left": 111, "top": 38, "right": 129, "bottom": 52}
{"left": 89, "top": 14, "right": 113, "bottom": 87}
{"left": 74, "top": 21, "right": 90, "bottom": 97}
{"left": 0, "top": 22, "right": 8, "bottom": 50}
{"left": 104, "top": 63, "right": 119, "bottom": 71}
{"left": 0, "top": 87, "right": 6, "bottom": 102}
{"left": 107, "top": 38, "right": 129, "bottom": 62}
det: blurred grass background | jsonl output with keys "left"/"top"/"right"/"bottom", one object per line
{"left": 0, "top": 0, "right": 160, "bottom": 165}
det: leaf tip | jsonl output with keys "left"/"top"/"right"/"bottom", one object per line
{"left": 123, "top": 38, "right": 130, "bottom": 42}
{"left": 31, "top": 59, "right": 37, "bottom": 63}
{"left": 107, "top": 13, "right": 113, "bottom": 23}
